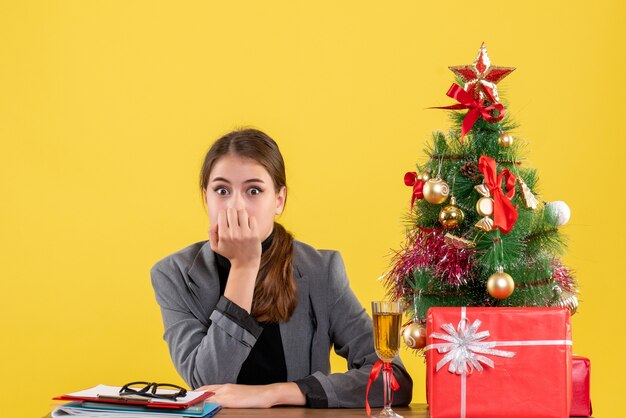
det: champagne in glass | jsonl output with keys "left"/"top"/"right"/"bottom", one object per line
{"left": 371, "top": 301, "right": 403, "bottom": 418}
{"left": 373, "top": 311, "right": 402, "bottom": 362}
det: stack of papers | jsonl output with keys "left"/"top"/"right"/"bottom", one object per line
{"left": 52, "top": 401, "right": 221, "bottom": 418}
{"left": 52, "top": 385, "right": 220, "bottom": 418}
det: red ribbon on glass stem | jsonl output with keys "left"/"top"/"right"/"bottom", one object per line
{"left": 365, "top": 360, "right": 400, "bottom": 416}
{"left": 478, "top": 155, "right": 518, "bottom": 233}
{"left": 434, "top": 84, "right": 505, "bottom": 140}
{"left": 404, "top": 172, "right": 424, "bottom": 212}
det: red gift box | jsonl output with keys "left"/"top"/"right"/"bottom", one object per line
{"left": 571, "top": 355, "right": 592, "bottom": 416}
{"left": 426, "top": 307, "right": 572, "bottom": 418}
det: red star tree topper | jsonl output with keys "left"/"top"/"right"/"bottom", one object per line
{"left": 449, "top": 42, "right": 515, "bottom": 104}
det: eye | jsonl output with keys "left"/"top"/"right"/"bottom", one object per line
{"left": 214, "top": 187, "right": 229, "bottom": 196}
{"left": 247, "top": 187, "right": 263, "bottom": 196}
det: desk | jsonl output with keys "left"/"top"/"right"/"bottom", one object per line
{"left": 44, "top": 404, "right": 597, "bottom": 417}
{"left": 208, "top": 404, "right": 427, "bottom": 417}
{"left": 44, "top": 404, "right": 428, "bottom": 417}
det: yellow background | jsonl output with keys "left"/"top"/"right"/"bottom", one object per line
{"left": 1, "top": 1, "right": 624, "bottom": 416}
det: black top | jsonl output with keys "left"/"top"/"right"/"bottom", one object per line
{"left": 214, "top": 232, "right": 288, "bottom": 385}
{"left": 213, "top": 232, "right": 328, "bottom": 407}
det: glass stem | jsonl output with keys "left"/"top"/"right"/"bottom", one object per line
{"left": 383, "top": 362, "right": 394, "bottom": 410}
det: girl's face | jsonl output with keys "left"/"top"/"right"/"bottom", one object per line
{"left": 205, "top": 154, "right": 286, "bottom": 240}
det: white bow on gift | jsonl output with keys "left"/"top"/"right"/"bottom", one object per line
{"left": 429, "top": 318, "right": 516, "bottom": 375}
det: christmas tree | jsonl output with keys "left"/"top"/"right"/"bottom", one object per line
{"left": 385, "top": 43, "right": 577, "bottom": 350}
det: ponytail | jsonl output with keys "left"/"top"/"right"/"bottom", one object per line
{"left": 251, "top": 222, "right": 296, "bottom": 322}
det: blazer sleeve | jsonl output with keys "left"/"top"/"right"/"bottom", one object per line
{"left": 308, "top": 252, "right": 413, "bottom": 408}
{"left": 151, "top": 261, "right": 263, "bottom": 389}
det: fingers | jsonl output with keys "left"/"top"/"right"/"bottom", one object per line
{"left": 248, "top": 215, "right": 258, "bottom": 235}
{"left": 226, "top": 207, "right": 239, "bottom": 230}
{"left": 202, "top": 384, "right": 274, "bottom": 408}
{"left": 196, "top": 384, "right": 221, "bottom": 392}
{"left": 238, "top": 209, "right": 249, "bottom": 232}
{"left": 196, "top": 385, "right": 230, "bottom": 407}
{"left": 212, "top": 208, "right": 261, "bottom": 265}
{"left": 218, "top": 209, "right": 229, "bottom": 239}
{"left": 208, "top": 224, "right": 219, "bottom": 246}
{"left": 223, "top": 208, "right": 252, "bottom": 236}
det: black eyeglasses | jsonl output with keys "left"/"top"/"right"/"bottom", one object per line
{"left": 119, "top": 381, "right": 187, "bottom": 400}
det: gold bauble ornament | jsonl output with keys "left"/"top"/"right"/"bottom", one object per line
{"left": 418, "top": 172, "right": 431, "bottom": 182}
{"left": 475, "top": 196, "right": 494, "bottom": 217}
{"left": 553, "top": 286, "right": 579, "bottom": 315}
{"left": 487, "top": 270, "right": 515, "bottom": 299}
{"left": 439, "top": 196, "right": 465, "bottom": 229}
{"left": 498, "top": 132, "right": 514, "bottom": 147}
{"left": 402, "top": 322, "right": 427, "bottom": 350}
{"left": 422, "top": 178, "right": 450, "bottom": 204}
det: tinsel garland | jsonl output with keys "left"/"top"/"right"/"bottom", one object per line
{"left": 551, "top": 258, "right": 576, "bottom": 291}
{"left": 384, "top": 229, "right": 477, "bottom": 301}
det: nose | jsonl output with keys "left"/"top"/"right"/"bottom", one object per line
{"left": 227, "top": 192, "right": 245, "bottom": 210}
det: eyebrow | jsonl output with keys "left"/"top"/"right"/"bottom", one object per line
{"left": 210, "top": 177, "right": 266, "bottom": 184}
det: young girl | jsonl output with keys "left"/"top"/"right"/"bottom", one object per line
{"left": 151, "top": 128, "right": 412, "bottom": 408}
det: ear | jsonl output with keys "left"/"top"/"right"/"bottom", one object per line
{"left": 275, "top": 186, "right": 286, "bottom": 215}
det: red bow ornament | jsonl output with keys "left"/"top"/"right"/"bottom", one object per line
{"left": 434, "top": 84, "right": 505, "bottom": 141}
{"left": 365, "top": 360, "right": 400, "bottom": 416}
{"left": 475, "top": 155, "right": 518, "bottom": 234}
{"left": 404, "top": 172, "right": 424, "bottom": 212}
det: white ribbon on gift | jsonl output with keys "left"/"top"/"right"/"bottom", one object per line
{"left": 428, "top": 316, "right": 516, "bottom": 374}
{"left": 424, "top": 307, "right": 573, "bottom": 418}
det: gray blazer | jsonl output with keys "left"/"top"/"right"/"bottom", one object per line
{"left": 151, "top": 239, "right": 413, "bottom": 408}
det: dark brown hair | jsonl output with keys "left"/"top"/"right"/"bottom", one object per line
{"left": 200, "top": 128, "right": 296, "bottom": 323}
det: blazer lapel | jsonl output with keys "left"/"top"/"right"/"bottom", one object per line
{"left": 186, "top": 241, "right": 221, "bottom": 325}
{"left": 280, "top": 262, "right": 313, "bottom": 381}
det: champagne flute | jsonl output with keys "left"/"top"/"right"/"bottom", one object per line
{"left": 371, "top": 301, "right": 403, "bottom": 418}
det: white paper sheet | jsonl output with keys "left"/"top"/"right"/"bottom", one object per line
{"left": 65, "top": 384, "right": 207, "bottom": 405}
